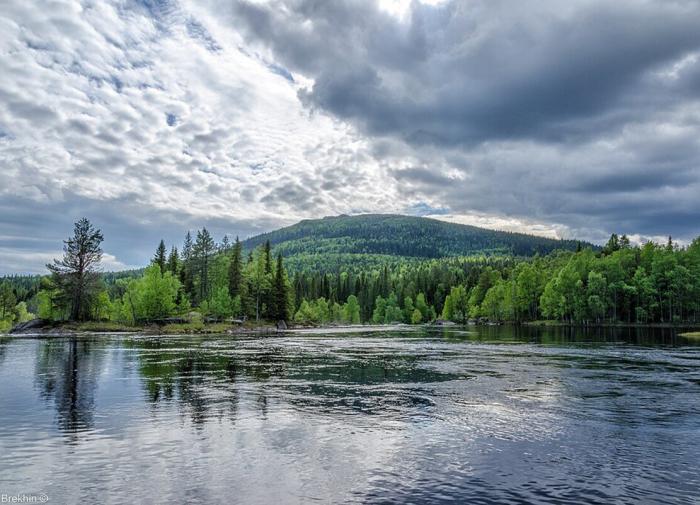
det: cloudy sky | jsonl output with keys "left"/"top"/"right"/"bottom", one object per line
{"left": 1, "top": 0, "right": 700, "bottom": 273}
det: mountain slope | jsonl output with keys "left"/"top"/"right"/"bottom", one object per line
{"left": 242, "top": 214, "right": 588, "bottom": 270}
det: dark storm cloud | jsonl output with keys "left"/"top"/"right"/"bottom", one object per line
{"left": 233, "top": 0, "right": 700, "bottom": 145}
{"left": 2, "top": 0, "right": 700, "bottom": 273}
{"left": 231, "top": 0, "right": 700, "bottom": 241}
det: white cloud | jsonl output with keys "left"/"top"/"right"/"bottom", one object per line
{"left": 1, "top": 0, "right": 699, "bottom": 273}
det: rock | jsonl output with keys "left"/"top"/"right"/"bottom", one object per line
{"left": 9, "top": 319, "right": 51, "bottom": 334}
{"left": 276, "top": 320, "right": 288, "bottom": 330}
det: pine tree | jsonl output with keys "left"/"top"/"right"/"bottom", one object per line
{"left": 47, "top": 218, "right": 104, "bottom": 321}
{"left": 154, "top": 239, "right": 167, "bottom": 274}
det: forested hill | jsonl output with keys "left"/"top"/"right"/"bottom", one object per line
{"left": 243, "top": 214, "right": 587, "bottom": 263}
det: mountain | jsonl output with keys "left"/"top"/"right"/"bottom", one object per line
{"left": 242, "top": 214, "right": 589, "bottom": 271}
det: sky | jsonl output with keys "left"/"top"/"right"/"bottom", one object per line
{"left": 1, "top": 0, "right": 700, "bottom": 274}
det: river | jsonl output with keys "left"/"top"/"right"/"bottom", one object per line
{"left": 0, "top": 326, "right": 698, "bottom": 504}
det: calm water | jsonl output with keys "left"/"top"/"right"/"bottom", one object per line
{"left": 1, "top": 326, "right": 699, "bottom": 504}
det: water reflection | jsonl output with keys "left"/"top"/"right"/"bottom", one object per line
{"left": 34, "top": 338, "right": 103, "bottom": 439}
{"left": 0, "top": 327, "right": 697, "bottom": 504}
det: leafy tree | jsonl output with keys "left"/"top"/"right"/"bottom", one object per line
{"left": 122, "top": 265, "right": 180, "bottom": 322}
{"left": 343, "top": 295, "right": 361, "bottom": 324}
{"left": 372, "top": 295, "right": 387, "bottom": 324}
{"left": 414, "top": 293, "right": 430, "bottom": 321}
{"left": 444, "top": 285, "right": 469, "bottom": 323}
{"left": 410, "top": 308, "right": 423, "bottom": 324}
{"left": 294, "top": 300, "right": 317, "bottom": 325}
{"left": 47, "top": 218, "right": 105, "bottom": 321}
{"left": 210, "top": 286, "right": 241, "bottom": 319}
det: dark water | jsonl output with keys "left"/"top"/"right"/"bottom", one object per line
{"left": 1, "top": 326, "right": 699, "bottom": 504}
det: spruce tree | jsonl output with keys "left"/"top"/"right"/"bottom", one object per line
{"left": 220, "top": 235, "right": 230, "bottom": 252}
{"left": 0, "top": 281, "right": 16, "bottom": 320}
{"left": 167, "top": 246, "right": 179, "bottom": 275}
{"left": 263, "top": 240, "right": 273, "bottom": 274}
{"left": 194, "top": 228, "right": 216, "bottom": 303}
{"left": 180, "top": 232, "right": 195, "bottom": 301}
{"left": 273, "top": 253, "right": 288, "bottom": 321}
{"left": 228, "top": 237, "right": 242, "bottom": 298}
{"left": 154, "top": 239, "right": 167, "bottom": 274}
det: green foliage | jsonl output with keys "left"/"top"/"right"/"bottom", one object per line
{"left": 0, "top": 281, "right": 17, "bottom": 320}
{"left": 343, "top": 295, "right": 361, "bottom": 324}
{"left": 121, "top": 265, "right": 181, "bottom": 323}
{"left": 209, "top": 287, "right": 241, "bottom": 319}
{"left": 273, "top": 253, "right": 290, "bottom": 321}
{"left": 244, "top": 215, "right": 587, "bottom": 273}
{"left": 442, "top": 285, "right": 469, "bottom": 323}
{"left": 15, "top": 218, "right": 700, "bottom": 330}
{"left": 153, "top": 240, "right": 167, "bottom": 274}
{"left": 47, "top": 218, "right": 106, "bottom": 321}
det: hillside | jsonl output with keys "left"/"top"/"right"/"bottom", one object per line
{"left": 243, "top": 214, "right": 587, "bottom": 271}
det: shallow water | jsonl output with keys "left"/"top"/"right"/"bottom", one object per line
{"left": 0, "top": 326, "right": 699, "bottom": 504}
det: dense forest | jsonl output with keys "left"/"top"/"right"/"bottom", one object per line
{"left": 243, "top": 214, "right": 589, "bottom": 272}
{"left": 1, "top": 216, "right": 699, "bottom": 332}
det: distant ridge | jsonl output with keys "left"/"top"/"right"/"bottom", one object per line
{"left": 242, "top": 214, "right": 589, "bottom": 269}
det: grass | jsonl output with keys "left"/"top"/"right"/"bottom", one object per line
{"left": 523, "top": 320, "right": 561, "bottom": 326}
{"left": 680, "top": 332, "right": 700, "bottom": 339}
{"left": 158, "top": 321, "right": 277, "bottom": 334}
{"left": 70, "top": 321, "right": 137, "bottom": 332}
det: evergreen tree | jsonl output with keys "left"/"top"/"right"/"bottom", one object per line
{"left": 248, "top": 246, "right": 270, "bottom": 321}
{"left": 47, "top": 218, "right": 105, "bottom": 321}
{"left": 180, "top": 232, "right": 195, "bottom": 300}
{"left": 0, "top": 281, "right": 16, "bottom": 320}
{"left": 228, "top": 237, "right": 243, "bottom": 298}
{"left": 273, "top": 253, "right": 289, "bottom": 321}
{"left": 154, "top": 239, "right": 167, "bottom": 274}
{"left": 264, "top": 240, "right": 273, "bottom": 274}
{"left": 220, "top": 235, "right": 230, "bottom": 252}
{"left": 167, "top": 246, "right": 179, "bottom": 275}
{"left": 193, "top": 228, "right": 216, "bottom": 303}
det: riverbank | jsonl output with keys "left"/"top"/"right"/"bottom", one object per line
{"left": 4, "top": 319, "right": 282, "bottom": 336}
{"left": 5, "top": 318, "right": 700, "bottom": 337}
{"left": 524, "top": 320, "right": 700, "bottom": 329}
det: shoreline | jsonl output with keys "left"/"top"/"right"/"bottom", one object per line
{"left": 3, "top": 319, "right": 700, "bottom": 337}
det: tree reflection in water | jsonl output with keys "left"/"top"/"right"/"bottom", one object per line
{"left": 34, "top": 338, "right": 103, "bottom": 441}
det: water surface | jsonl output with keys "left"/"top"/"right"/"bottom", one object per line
{"left": 1, "top": 326, "right": 699, "bottom": 504}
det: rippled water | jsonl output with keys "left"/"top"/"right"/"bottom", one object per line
{"left": 1, "top": 326, "right": 699, "bottom": 504}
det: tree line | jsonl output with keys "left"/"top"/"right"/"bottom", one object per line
{"left": 2, "top": 219, "right": 699, "bottom": 330}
